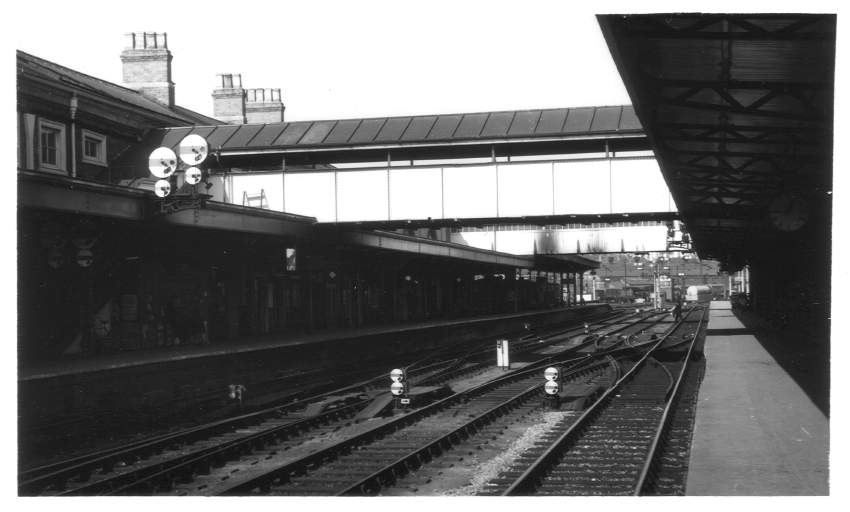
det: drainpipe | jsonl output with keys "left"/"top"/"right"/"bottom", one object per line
{"left": 69, "top": 94, "right": 78, "bottom": 178}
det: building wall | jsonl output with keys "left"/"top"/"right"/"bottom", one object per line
{"left": 246, "top": 103, "right": 285, "bottom": 124}
{"left": 212, "top": 90, "right": 246, "bottom": 124}
{"left": 18, "top": 209, "right": 572, "bottom": 364}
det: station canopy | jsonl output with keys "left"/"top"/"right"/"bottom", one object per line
{"left": 598, "top": 14, "right": 835, "bottom": 268}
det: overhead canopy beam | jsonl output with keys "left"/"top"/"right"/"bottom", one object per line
{"left": 156, "top": 202, "right": 315, "bottom": 237}
{"left": 330, "top": 212, "right": 679, "bottom": 231}
{"left": 598, "top": 13, "right": 834, "bottom": 264}
{"left": 19, "top": 170, "right": 147, "bottom": 220}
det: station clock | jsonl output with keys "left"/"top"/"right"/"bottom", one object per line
{"left": 768, "top": 193, "right": 810, "bottom": 232}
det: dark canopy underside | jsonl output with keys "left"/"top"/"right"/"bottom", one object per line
{"left": 598, "top": 13, "right": 834, "bottom": 268}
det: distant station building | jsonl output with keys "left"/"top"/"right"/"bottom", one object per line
{"left": 17, "top": 33, "right": 596, "bottom": 365}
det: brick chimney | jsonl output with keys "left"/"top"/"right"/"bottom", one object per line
{"left": 246, "top": 88, "right": 285, "bottom": 123}
{"left": 212, "top": 74, "right": 246, "bottom": 124}
{"left": 120, "top": 32, "right": 174, "bottom": 107}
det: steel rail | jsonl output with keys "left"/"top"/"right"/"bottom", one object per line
{"left": 105, "top": 314, "right": 645, "bottom": 496}
{"left": 405, "top": 309, "right": 630, "bottom": 371}
{"left": 499, "top": 312, "right": 690, "bottom": 496}
{"left": 94, "top": 400, "right": 368, "bottom": 496}
{"left": 213, "top": 352, "right": 600, "bottom": 495}
{"left": 336, "top": 358, "right": 618, "bottom": 496}
{"left": 19, "top": 358, "right": 448, "bottom": 496}
{"left": 214, "top": 312, "right": 669, "bottom": 496}
{"left": 20, "top": 309, "right": 622, "bottom": 495}
{"left": 633, "top": 306, "right": 709, "bottom": 495}
{"left": 413, "top": 310, "right": 652, "bottom": 387}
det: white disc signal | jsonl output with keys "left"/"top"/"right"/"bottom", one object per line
{"left": 544, "top": 380, "right": 560, "bottom": 395}
{"left": 184, "top": 166, "right": 202, "bottom": 185}
{"left": 544, "top": 367, "right": 559, "bottom": 381}
{"left": 148, "top": 147, "right": 178, "bottom": 178}
{"left": 390, "top": 368, "right": 405, "bottom": 383}
{"left": 390, "top": 381, "right": 406, "bottom": 396}
{"left": 76, "top": 249, "right": 94, "bottom": 268}
{"left": 154, "top": 179, "right": 172, "bottom": 198}
{"left": 179, "top": 134, "right": 208, "bottom": 166}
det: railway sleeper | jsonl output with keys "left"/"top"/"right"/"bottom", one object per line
{"left": 564, "top": 460, "right": 642, "bottom": 469}
{"left": 542, "top": 476, "right": 638, "bottom": 487}
{"left": 560, "top": 454, "right": 646, "bottom": 464}
{"left": 312, "top": 469, "right": 380, "bottom": 479}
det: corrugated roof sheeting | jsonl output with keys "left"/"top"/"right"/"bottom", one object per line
{"left": 401, "top": 116, "right": 437, "bottom": 140}
{"left": 248, "top": 124, "right": 287, "bottom": 147}
{"left": 206, "top": 124, "right": 241, "bottom": 148}
{"left": 508, "top": 111, "right": 542, "bottom": 136}
{"left": 618, "top": 106, "right": 642, "bottom": 130}
{"left": 299, "top": 121, "right": 337, "bottom": 145}
{"left": 481, "top": 112, "right": 515, "bottom": 137}
{"left": 155, "top": 105, "right": 643, "bottom": 152}
{"left": 454, "top": 113, "right": 489, "bottom": 138}
{"left": 224, "top": 123, "right": 264, "bottom": 147}
{"left": 375, "top": 117, "right": 412, "bottom": 141}
{"left": 536, "top": 109, "right": 569, "bottom": 133}
{"left": 427, "top": 115, "right": 463, "bottom": 139}
{"left": 349, "top": 118, "right": 386, "bottom": 143}
{"left": 324, "top": 119, "right": 362, "bottom": 144}
{"left": 273, "top": 122, "right": 312, "bottom": 146}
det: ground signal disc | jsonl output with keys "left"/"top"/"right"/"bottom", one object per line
{"left": 391, "top": 381, "right": 405, "bottom": 395}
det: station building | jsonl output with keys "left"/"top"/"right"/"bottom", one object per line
{"left": 17, "top": 33, "right": 597, "bottom": 366}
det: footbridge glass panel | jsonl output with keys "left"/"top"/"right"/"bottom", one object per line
{"left": 265, "top": 156, "right": 674, "bottom": 223}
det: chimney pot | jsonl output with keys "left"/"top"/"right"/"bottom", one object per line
{"left": 121, "top": 31, "right": 174, "bottom": 107}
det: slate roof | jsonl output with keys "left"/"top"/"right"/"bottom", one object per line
{"left": 17, "top": 50, "right": 219, "bottom": 125}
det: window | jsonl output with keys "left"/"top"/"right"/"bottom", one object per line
{"left": 38, "top": 119, "right": 66, "bottom": 173}
{"left": 81, "top": 129, "right": 107, "bottom": 166}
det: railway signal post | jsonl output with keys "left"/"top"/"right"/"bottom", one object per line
{"left": 543, "top": 366, "right": 561, "bottom": 409}
{"left": 390, "top": 368, "right": 410, "bottom": 409}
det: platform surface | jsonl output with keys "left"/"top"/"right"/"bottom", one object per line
{"left": 19, "top": 305, "right": 599, "bottom": 382}
{"left": 686, "top": 301, "right": 829, "bottom": 495}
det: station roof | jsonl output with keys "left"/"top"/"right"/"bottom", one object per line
{"left": 336, "top": 229, "right": 599, "bottom": 273}
{"left": 19, "top": 171, "right": 598, "bottom": 273}
{"left": 17, "top": 51, "right": 219, "bottom": 126}
{"left": 18, "top": 171, "right": 316, "bottom": 238}
{"left": 134, "top": 105, "right": 650, "bottom": 166}
{"left": 598, "top": 14, "right": 835, "bottom": 267}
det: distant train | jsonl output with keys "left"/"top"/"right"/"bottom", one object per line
{"left": 685, "top": 285, "right": 713, "bottom": 302}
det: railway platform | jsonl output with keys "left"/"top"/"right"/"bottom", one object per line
{"left": 19, "top": 305, "right": 606, "bottom": 382}
{"left": 685, "top": 301, "right": 829, "bottom": 495}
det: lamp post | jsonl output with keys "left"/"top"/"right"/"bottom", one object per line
{"left": 623, "top": 256, "right": 628, "bottom": 287}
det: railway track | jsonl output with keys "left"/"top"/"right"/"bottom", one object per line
{"left": 126, "top": 311, "right": 677, "bottom": 495}
{"left": 488, "top": 307, "right": 707, "bottom": 496}
{"left": 19, "top": 308, "right": 641, "bottom": 496}
{"left": 210, "top": 356, "right": 612, "bottom": 496}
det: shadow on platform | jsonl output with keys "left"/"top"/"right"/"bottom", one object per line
{"left": 729, "top": 308, "right": 829, "bottom": 417}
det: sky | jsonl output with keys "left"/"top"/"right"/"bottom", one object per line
{"left": 5, "top": 0, "right": 845, "bottom": 155}
{"left": 4, "top": 0, "right": 849, "bottom": 505}
{"left": 10, "top": 1, "right": 636, "bottom": 121}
